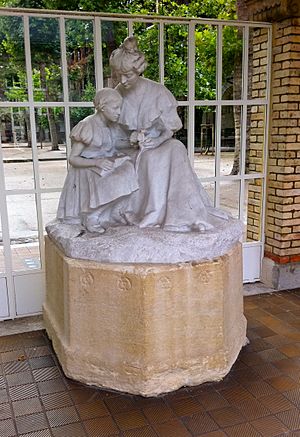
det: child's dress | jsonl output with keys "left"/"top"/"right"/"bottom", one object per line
{"left": 57, "top": 113, "right": 139, "bottom": 225}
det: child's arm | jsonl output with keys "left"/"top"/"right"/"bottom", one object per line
{"left": 69, "top": 142, "right": 113, "bottom": 171}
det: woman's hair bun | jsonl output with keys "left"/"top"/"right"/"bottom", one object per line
{"left": 122, "top": 36, "right": 138, "bottom": 53}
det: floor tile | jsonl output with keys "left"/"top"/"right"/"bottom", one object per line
{"left": 1, "top": 291, "right": 300, "bottom": 436}
{"left": 224, "top": 422, "right": 262, "bottom": 437}
{"left": 250, "top": 415, "right": 289, "bottom": 436}
{"left": 113, "top": 409, "right": 148, "bottom": 430}
{"left": 209, "top": 406, "right": 247, "bottom": 428}
{"left": 83, "top": 416, "right": 119, "bottom": 436}
{"left": 182, "top": 411, "right": 219, "bottom": 435}
{"left": 142, "top": 402, "right": 175, "bottom": 423}
{"left": 154, "top": 418, "right": 191, "bottom": 436}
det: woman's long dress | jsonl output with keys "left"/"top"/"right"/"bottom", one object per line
{"left": 116, "top": 77, "right": 228, "bottom": 232}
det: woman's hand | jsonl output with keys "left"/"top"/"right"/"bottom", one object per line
{"left": 94, "top": 158, "right": 114, "bottom": 171}
{"left": 138, "top": 128, "right": 173, "bottom": 150}
{"left": 139, "top": 136, "right": 160, "bottom": 149}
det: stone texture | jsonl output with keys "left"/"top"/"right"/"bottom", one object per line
{"left": 43, "top": 237, "right": 247, "bottom": 397}
{"left": 45, "top": 219, "right": 243, "bottom": 264}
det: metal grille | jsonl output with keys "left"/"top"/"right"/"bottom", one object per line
{"left": 0, "top": 8, "right": 272, "bottom": 319}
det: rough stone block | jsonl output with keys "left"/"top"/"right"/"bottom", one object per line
{"left": 44, "top": 237, "right": 247, "bottom": 397}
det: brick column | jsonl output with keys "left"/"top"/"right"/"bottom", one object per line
{"left": 238, "top": 0, "right": 300, "bottom": 289}
{"left": 246, "top": 28, "right": 268, "bottom": 242}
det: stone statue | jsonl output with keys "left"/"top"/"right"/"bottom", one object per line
{"left": 45, "top": 37, "right": 246, "bottom": 397}
{"left": 57, "top": 36, "right": 230, "bottom": 234}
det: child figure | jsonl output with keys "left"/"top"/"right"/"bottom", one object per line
{"left": 57, "top": 88, "right": 139, "bottom": 233}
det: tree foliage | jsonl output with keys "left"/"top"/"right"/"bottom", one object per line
{"left": 1, "top": 0, "right": 239, "bottom": 101}
{"left": 0, "top": 0, "right": 241, "bottom": 154}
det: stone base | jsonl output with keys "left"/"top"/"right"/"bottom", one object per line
{"left": 262, "top": 257, "right": 300, "bottom": 291}
{"left": 43, "top": 237, "right": 247, "bottom": 396}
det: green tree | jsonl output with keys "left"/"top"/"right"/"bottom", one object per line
{"left": 1, "top": 0, "right": 241, "bottom": 169}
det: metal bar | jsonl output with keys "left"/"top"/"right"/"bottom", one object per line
{"left": 243, "top": 241, "right": 264, "bottom": 247}
{"left": 23, "top": 15, "right": 44, "bottom": 281}
{"left": 94, "top": 17, "right": 104, "bottom": 90}
{"left": 0, "top": 102, "right": 30, "bottom": 107}
{"left": 128, "top": 19, "right": 134, "bottom": 36}
{"left": 0, "top": 7, "right": 273, "bottom": 27}
{"left": 59, "top": 17, "right": 71, "bottom": 162}
{"left": 0, "top": 99, "right": 269, "bottom": 107}
{"left": 239, "top": 25, "right": 249, "bottom": 222}
{"left": 0, "top": 133, "right": 15, "bottom": 318}
{"left": 214, "top": 24, "right": 223, "bottom": 208}
{"left": 159, "top": 22, "right": 164, "bottom": 84}
{"left": 187, "top": 22, "right": 195, "bottom": 164}
{"left": 59, "top": 17, "right": 69, "bottom": 104}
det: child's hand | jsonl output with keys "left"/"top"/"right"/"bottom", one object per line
{"left": 94, "top": 158, "right": 114, "bottom": 171}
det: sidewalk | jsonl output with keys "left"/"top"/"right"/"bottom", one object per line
{"left": 1, "top": 143, "right": 67, "bottom": 162}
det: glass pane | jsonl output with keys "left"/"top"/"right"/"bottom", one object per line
{"left": 0, "top": 214, "right": 4, "bottom": 274}
{"left": 11, "top": 241, "right": 40, "bottom": 272}
{"left": 246, "top": 105, "right": 265, "bottom": 174}
{"left": 42, "top": 192, "right": 61, "bottom": 229}
{"left": 195, "top": 24, "right": 216, "bottom": 100}
{"left": 1, "top": 108, "right": 34, "bottom": 190}
{"left": 7, "top": 194, "right": 41, "bottom": 272}
{"left": 164, "top": 24, "right": 188, "bottom": 100}
{"left": 174, "top": 106, "right": 188, "bottom": 149}
{"left": 30, "top": 17, "right": 63, "bottom": 102}
{"left": 220, "top": 180, "right": 240, "bottom": 219}
{"left": 133, "top": 22, "right": 159, "bottom": 82}
{"left": 221, "top": 106, "right": 241, "bottom": 176}
{"left": 35, "top": 107, "right": 67, "bottom": 189}
{"left": 202, "top": 181, "right": 215, "bottom": 205}
{"left": 248, "top": 28, "right": 268, "bottom": 99}
{"left": 66, "top": 19, "right": 95, "bottom": 102}
{"left": 101, "top": 21, "right": 128, "bottom": 87}
{"left": 222, "top": 26, "right": 243, "bottom": 100}
{"left": 0, "top": 16, "right": 28, "bottom": 102}
{"left": 194, "top": 106, "right": 216, "bottom": 177}
{"left": 70, "top": 106, "right": 94, "bottom": 131}
{"left": 244, "top": 178, "right": 262, "bottom": 242}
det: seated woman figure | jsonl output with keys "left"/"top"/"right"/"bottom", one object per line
{"left": 57, "top": 88, "right": 138, "bottom": 233}
{"left": 109, "top": 37, "right": 229, "bottom": 232}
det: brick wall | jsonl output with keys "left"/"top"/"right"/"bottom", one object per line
{"left": 246, "top": 28, "right": 268, "bottom": 242}
{"left": 264, "top": 18, "right": 300, "bottom": 264}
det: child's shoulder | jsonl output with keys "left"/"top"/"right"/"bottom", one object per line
{"left": 71, "top": 114, "right": 98, "bottom": 145}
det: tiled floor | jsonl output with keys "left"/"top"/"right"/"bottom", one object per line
{"left": 1, "top": 290, "right": 300, "bottom": 437}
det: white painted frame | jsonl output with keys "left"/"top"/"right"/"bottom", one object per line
{"left": 0, "top": 8, "right": 272, "bottom": 319}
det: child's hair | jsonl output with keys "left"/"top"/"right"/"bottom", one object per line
{"left": 93, "top": 88, "right": 122, "bottom": 111}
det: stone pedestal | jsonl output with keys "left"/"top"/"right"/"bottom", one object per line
{"left": 44, "top": 236, "right": 246, "bottom": 396}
